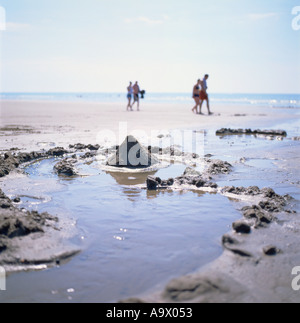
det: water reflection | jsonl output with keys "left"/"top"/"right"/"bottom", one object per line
{"left": 146, "top": 188, "right": 210, "bottom": 199}
{"left": 106, "top": 170, "right": 157, "bottom": 186}
{"left": 106, "top": 170, "right": 157, "bottom": 202}
{"left": 122, "top": 187, "right": 142, "bottom": 202}
{"left": 106, "top": 168, "right": 221, "bottom": 202}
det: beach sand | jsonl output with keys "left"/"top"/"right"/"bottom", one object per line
{"left": 0, "top": 100, "right": 293, "bottom": 151}
{"left": 0, "top": 99, "right": 300, "bottom": 303}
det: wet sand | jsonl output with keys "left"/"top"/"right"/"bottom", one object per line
{"left": 0, "top": 99, "right": 300, "bottom": 303}
{"left": 0, "top": 100, "right": 295, "bottom": 151}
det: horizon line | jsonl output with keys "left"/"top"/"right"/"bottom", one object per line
{"left": 1, "top": 91, "right": 300, "bottom": 95}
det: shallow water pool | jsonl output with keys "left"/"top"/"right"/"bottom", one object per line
{"left": 0, "top": 157, "right": 242, "bottom": 303}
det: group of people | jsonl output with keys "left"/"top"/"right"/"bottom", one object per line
{"left": 126, "top": 75, "right": 213, "bottom": 115}
{"left": 192, "top": 74, "right": 213, "bottom": 115}
{"left": 127, "top": 81, "right": 141, "bottom": 111}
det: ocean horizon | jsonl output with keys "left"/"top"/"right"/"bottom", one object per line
{"left": 1, "top": 92, "right": 300, "bottom": 108}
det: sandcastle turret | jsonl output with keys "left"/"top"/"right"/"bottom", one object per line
{"left": 107, "top": 135, "right": 159, "bottom": 169}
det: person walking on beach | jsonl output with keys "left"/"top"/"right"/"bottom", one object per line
{"left": 132, "top": 81, "right": 140, "bottom": 111}
{"left": 127, "top": 82, "right": 134, "bottom": 111}
{"left": 192, "top": 79, "right": 201, "bottom": 114}
{"left": 199, "top": 74, "right": 213, "bottom": 115}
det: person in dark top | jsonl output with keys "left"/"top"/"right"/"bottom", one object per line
{"left": 192, "top": 79, "right": 201, "bottom": 114}
{"left": 132, "top": 81, "right": 141, "bottom": 111}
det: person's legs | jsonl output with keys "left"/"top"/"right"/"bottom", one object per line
{"left": 192, "top": 98, "right": 199, "bottom": 113}
{"left": 132, "top": 97, "right": 136, "bottom": 108}
{"left": 127, "top": 97, "right": 132, "bottom": 110}
{"left": 206, "top": 97, "right": 213, "bottom": 115}
{"left": 132, "top": 94, "right": 138, "bottom": 110}
{"left": 199, "top": 100, "right": 204, "bottom": 114}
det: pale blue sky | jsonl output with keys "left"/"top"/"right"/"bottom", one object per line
{"left": 0, "top": 0, "right": 299, "bottom": 93}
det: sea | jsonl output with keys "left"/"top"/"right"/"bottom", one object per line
{"left": 1, "top": 92, "right": 300, "bottom": 108}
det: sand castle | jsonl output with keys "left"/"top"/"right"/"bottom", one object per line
{"left": 107, "top": 135, "right": 159, "bottom": 169}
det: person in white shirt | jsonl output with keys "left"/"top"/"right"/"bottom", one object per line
{"left": 127, "top": 82, "right": 134, "bottom": 111}
{"left": 199, "top": 74, "right": 213, "bottom": 115}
